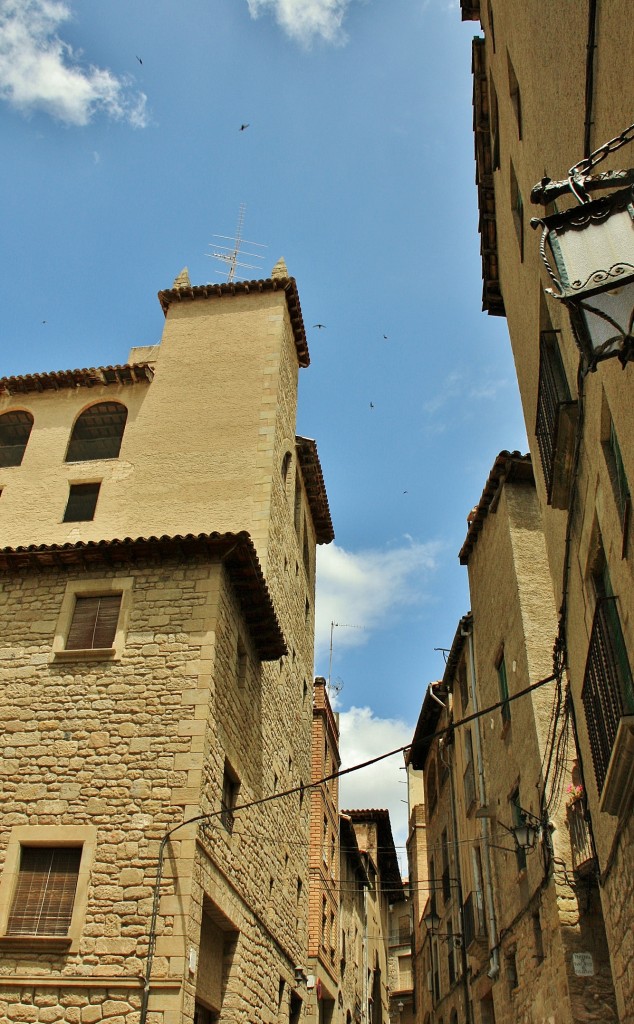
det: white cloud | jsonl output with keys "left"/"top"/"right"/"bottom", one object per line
{"left": 0, "top": 0, "right": 147, "bottom": 126}
{"left": 246, "top": 0, "right": 353, "bottom": 46}
{"left": 315, "top": 538, "right": 439, "bottom": 659}
{"left": 338, "top": 706, "right": 413, "bottom": 868}
{"left": 423, "top": 369, "right": 509, "bottom": 416}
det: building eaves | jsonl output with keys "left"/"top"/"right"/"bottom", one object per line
{"left": 157, "top": 275, "right": 310, "bottom": 368}
{"left": 343, "top": 808, "right": 404, "bottom": 902}
{"left": 406, "top": 685, "right": 445, "bottom": 772}
{"left": 459, "top": 451, "right": 533, "bottom": 565}
{"left": 460, "top": 0, "right": 481, "bottom": 20}
{"left": 442, "top": 613, "right": 473, "bottom": 688}
{"left": 296, "top": 436, "right": 335, "bottom": 544}
{"left": 472, "top": 37, "right": 505, "bottom": 317}
{"left": 0, "top": 363, "right": 154, "bottom": 397}
{"left": 0, "top": 530, "right": 286, "bottom": 661}
{"left": 340, "top": 814, "right": 369, "bottom": 883}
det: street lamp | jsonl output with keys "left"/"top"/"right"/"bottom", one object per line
{"left": 531, "top": 124, "right": 634, "bottom": 370}
{"left": 423, "top": 910, "right": 463, "bottom": 948}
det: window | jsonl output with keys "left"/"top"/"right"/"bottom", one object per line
{"left": 63, "top": 482, "right": 101, "bottom": 522}
{"left": 0, "top": 410, "right": 34, "bottom": 467}
{"left": 7, "top": 847, "right": 81, "bottom": 937}
{"left": 535, "top": 329, "right": 577, "bottom": 506}
{"left": 236, "top": 636, "right": 247, "bottom": 687}
{"left": 602, "top": 400, "right": 631, "bottom": 550}
{"left": 507, "top": 52, "right": 522, "bottom": 139}
{"left": 463, "top": 728, "right": 476, "bottom": 811}
{"left": 497, "top": 650, "right": 511, "bottom": 726}
{"left": 0, "top": 825, "right": 96, "bottom": 952}
{"left": 221, "top": 763, "right": 239, "bottom": 833}
{"left": 294, "top": 471, "right": 302, "bottom": 536}
{"left": 426, "top": 758, "right": 438, "bottom": 818}
{"left": 458, "top": 660, "right": 469, "bottom": 713}
{"left": 65, "top": 402, "right": 127, "bottom": 462}
{"left": 489, "top": 75, "right": 500, "bottom": 171}
{"left": 281, "top": 451, "right": 292, "bottom": 487}
{"left": 66, "top": 594, "right": 122, "bottom": 650}
{"left": 510, "top": 162, "right": 524, "bottom": 258}
{"left": 510, "top": 790, "right": 526, "bottom": 872}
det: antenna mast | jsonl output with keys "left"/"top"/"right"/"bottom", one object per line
{"left": 207, "top": 203, "right": 267, "bottom": 282}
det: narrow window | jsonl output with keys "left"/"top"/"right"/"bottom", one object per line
{"left": 66, "top": 594, "right": 122, "bottom": 650}
{"left": 7, "top": 846, "right": 81, "bottom": 936}
{"left": 294, "top": 471, "right": 302, "bottom": 536}
{"left": 66, "top": 402, "right": 127, "bottom": 462}
{"left": 506, "top": 949, "right": 518, "bottom": 989}
{"left": 510, "top": 162, "right": 524, "bottom": 259}
{"left": 497, "top": 649, "right": 511, "bottom": 725}
{"left": 489, "top": 76, "right": 500, "bottom": 171}
{"left": 0, "top": 410, "right": 34, "bottom": 468}
{"left": 507, "top": 53, "right": 522, "bottom": 139}
{"left": 510, "top": 790, "right": 526, "bottom": 872}
{"left": 236, "top": 636, "right": 247, "bottom": 687}
{"left": 63, "top": 482, "right": 101, "bottom": 522}
{"left": 601, "top": 398, "right": 631, "bottom": 549}
{"left": 221, "top": 763, "right": 239, "bottom": 833}
{"left": 281, "top": 451, "right": 292, "bottom": 488}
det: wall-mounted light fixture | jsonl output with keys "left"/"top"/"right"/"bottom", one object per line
{"left": 423, "top": 910, "right": 463, "bottom": 948}
{"left": 531, "top": 123, "right": 634, "bottom": 371}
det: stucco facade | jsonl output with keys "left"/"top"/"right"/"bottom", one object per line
{"left": 0, "top": 264, "right": 333, "bottom": 1024}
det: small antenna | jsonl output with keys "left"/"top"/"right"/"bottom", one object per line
{"left": 328, "top": 621, "right": 366, "bottom": 686}
{"left": 207, "top": 203, "right": 267, "bottom": 282}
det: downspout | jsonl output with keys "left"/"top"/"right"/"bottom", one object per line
{"left": 363, "top": 874, "right": 369, "bottom": 1024}
{"left": 462, "top": 620, "right": 500, "bottom": 979}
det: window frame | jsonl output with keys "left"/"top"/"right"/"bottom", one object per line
{"left": 52, "top": 576, "right": 133, "bottom": 662}
{"left": 0, "top": 409, "right": 34, "bottom": 468}
{"left": 65, "top": 401, "right": 128, "bottom": 464}
{"left": 0, "top": 825, "right": 96, "bottom": 952}
{"left": 63, "top": 481, "right": 102, "bottom": 523}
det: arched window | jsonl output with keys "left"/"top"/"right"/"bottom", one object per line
{"left": 281, "top": 451, "right": 292, "bottom": 487}
{"left": 66, "top": 402, "right": 128, "bottom": 462}
{"left": 0, "top": 410, "right": 34, "bottom": 467}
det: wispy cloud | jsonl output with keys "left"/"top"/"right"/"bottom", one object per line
{"left": 0, "top": 0, "right": 147, "bottom": 126}
{"left": 338, "top": 706, "right": 413, "bottom": 865}
{"left": 315, "top": 538, "right": 440, "bottom": 659}
{"left": 423, "top": 369, "right": 509, "bottom": 417}
{"left": 246, "top": 0, "right": 354, "bottom": 46}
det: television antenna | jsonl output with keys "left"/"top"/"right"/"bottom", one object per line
{"left": 207, "top": 203, "right": 266, "bottom": 282}
{"left": 328, "top": 621, "right": 366, "bottom": 687}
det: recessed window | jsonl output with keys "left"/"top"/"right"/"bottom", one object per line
{"left": 510, "top": 162, "right": 524, "bottom": 259}
{"left": 0, "top": 410, "right": 34, "bottom": 468}
{"left": 65, "top": 402, "right": 127, "bottom": 463}
{"left": 221, "top": 762, "right": 240, "bottom": 833}
{"left": 236, "top": 636, "right": 247, "bottom": 687}
{"left": 66, "top": 594, "right": 122, "bottom": 651}
{"left": 7, "top": 846, "right": 81, "bottom": 937}
{"left": 63, "top": 482, "right": 101, "bottom": 522}
{"left": 497, "top": 649, "right": 511, "bottom": 725}
{"left": 507, "top": 52, "right": 522, "bottom": 139}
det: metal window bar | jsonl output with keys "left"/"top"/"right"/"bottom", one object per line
{"left": 535, "top": 331, "right": 570, "bottom": 500}
{"left": 566, "top": 799, "right": 595, "bottom": 876}
{"left": 582, "top": 596, "right": 634, "bottom": 793}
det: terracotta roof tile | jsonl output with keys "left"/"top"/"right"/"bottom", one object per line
{"left": 0, "top": 364, "right": 154, "bottom": 397}
{"left": 296, "top": 436, "right": 334, "bottom": 544}
{"left": 459, "top": 451, "right": 533, "bottom": 564}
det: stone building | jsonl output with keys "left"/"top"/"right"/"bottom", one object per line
{"left": 308, "top": 678, "right": 342, "bottom": 1024}
{"left": 0, "top": 262, "right": 334, "bottom": 1024}
{"left": 460, "top": 0, "right": 634, "bottom": 1017}
{"left": 386, "top": 887, "right": 413, "bottom": 1024}
{"left": 407, "top": 453, "right": 618, "bottom": 1024}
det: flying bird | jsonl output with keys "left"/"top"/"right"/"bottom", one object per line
{"left": 240, "top": 123, "right": 250, "bottom": 131}
{"left": 312, "top": 323, "right": 327, "bottom": 329}
{"left": 136, "top": 56, "right": 143, "bottom": 64}
{"left": 383, "top": 334, "right": 388, "bottom": 339}
{"left": 370, "top": 402, "right": 375, "bottom": 409}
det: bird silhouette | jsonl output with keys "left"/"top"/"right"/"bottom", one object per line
{"left": 312, "top": 323, "right": 327, "bottom": 329}
{"left": 240, "top": 123, "right": 250, "bottom": 131}
{"left": 383, "top": 334, "right": 388, "bottom": 339}
{"left": 136, "top": 56, "right": 143, "bottom": 64}
{"left": 370, "top": 402, "right": 375, "bottom": 409}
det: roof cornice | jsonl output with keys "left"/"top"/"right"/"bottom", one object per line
{"left": 0, "top": 530, "right": 286, "bottom": 661}
{"left": 0, "top": 363, "right": 154, "bottom": 397}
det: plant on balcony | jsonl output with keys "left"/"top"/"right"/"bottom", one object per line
{"left": 565, "top": 783, "right": 584, "bottom": 806}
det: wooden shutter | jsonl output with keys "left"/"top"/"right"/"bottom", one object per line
{"left": 7, "top": 847, "right": 81, "bottom": 936}
{"left": 66, "top": 594, "right": 122, "bottom": 650}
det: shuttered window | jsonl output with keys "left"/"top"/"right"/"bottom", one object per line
{"left": 66, "top": 594, "right": 122, "bottom": 650}
{"left": 7, "top": 847, "right": 81, "bottom": 936}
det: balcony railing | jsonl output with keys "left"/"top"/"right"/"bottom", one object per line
{"left": 565, "top": 799, "right": 595, "bottom": 877}
{"left": 462, "top": 891, "right": 487, "bottom": 954}
{"left": 582, "top": 596, "right": 634, "bottom": 810}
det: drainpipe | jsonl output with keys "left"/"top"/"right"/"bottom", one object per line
{"left": 462, "top": 620, "right": 500, "bottom": 979}
{"left": 363, "top": 876, "right": 369, "bottom": 1024}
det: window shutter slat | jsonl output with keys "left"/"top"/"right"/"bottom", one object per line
{"left": 7, "top": 847, "right": 81, "bottom": 936}
{"left": 66, "top": 594, "right": 122, "bottom": 650}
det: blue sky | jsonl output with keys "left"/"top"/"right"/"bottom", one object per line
{"left": 0, "top": 0, "right": 527, "bottom": 858}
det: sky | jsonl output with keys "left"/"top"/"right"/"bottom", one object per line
{"left": 0, "top": 0, "right": 528, "bottom": 864}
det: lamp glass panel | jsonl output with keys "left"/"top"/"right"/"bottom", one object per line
{"left": 579, "top": 279, "right": 634, "bottom": 356}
